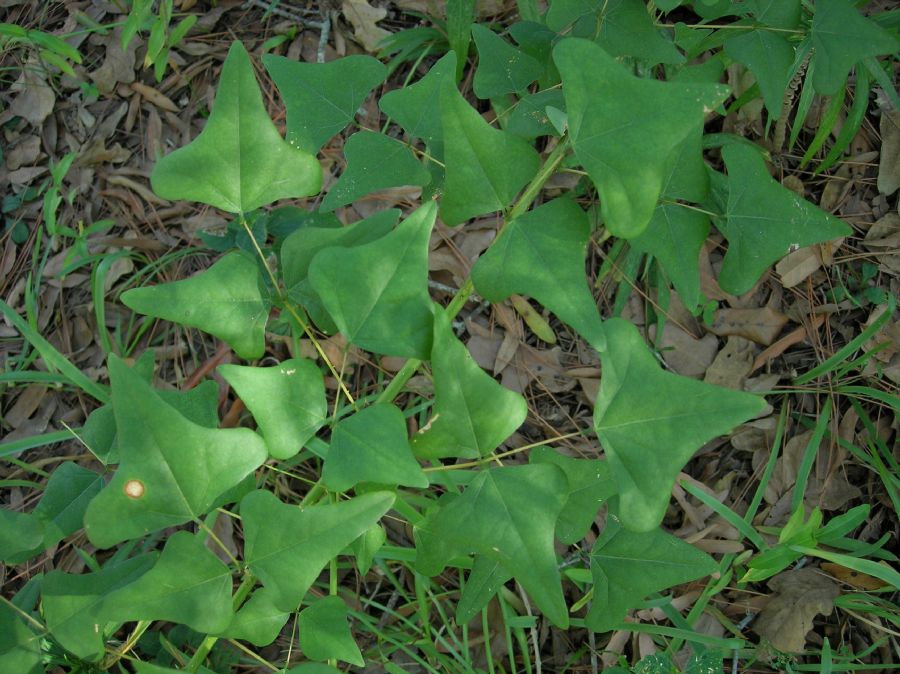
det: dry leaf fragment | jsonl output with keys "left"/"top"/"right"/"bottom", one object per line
{"left": 821, "top": 562, "right": 888, "bottom": 590}
{"left": 89, "top": 30, "right": 137, "bottom": 96}
{"left": 342, "top": 0, "right": 391, "bottom": 53}
{"left": 754, "top": 568, "right": 840, "bottom": 653}
{"left": 710, "top": 307, "right": 789, "bottom": 346}
{"left": 130, "top": 82, "right": 180, "bottom": 112}
{"left": 704, "top": 336, "right": 755, "bottom": 389}
{"left": 776, "top": 246, "right": 822, "bottom": 288}
{"left": 649, "top": 324, "right": 718, "bottom": 378}
{"left": 878, "top": 107, "right": 900, "bottom": 196}
{"left": 5, "top": 63, "right": 56, "bottom": 127}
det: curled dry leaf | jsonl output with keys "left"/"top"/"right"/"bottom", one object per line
{"left": 342, "top": 0, "right": 391, "bottom": 53}
{"left": 754, "top": 567, "right": 840, "bottom": 653}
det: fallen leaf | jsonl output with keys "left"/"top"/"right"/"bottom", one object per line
{"left": 821, "top": 562, "right": 888, "bottom": 590}
{"left": 649, "top": 324, "right": 718, "bottom": 378}
{"left": 751, "top": 314, "right": 825, "bottom": 374}
{"left": 776, "top": 246, "right": 821, "bottom": 288}
{"left": 704, "top": 336, "right": 755, "bottom": 389}
{"left": 878, "top": 107, "right": 900, "bottom": 196}
{"left": 5, "top": 135, "right": 41, "bottom": 170}
{"left": 131, "top": 82, "right": 180, "bottom": 113}
{"left": 6, "top": 61, "right": 55, "bottom": 127}
{"left": 342, "top": 0, "right": 391, "bottom": 53}
{"left": 89, "top": 29, "right": 137, "bottom": 96}
{"left": 710, "top": 307, "right": 789, "bottom": 345}
{"left": 754, "top": 568, "right": 840, "bottom": 653}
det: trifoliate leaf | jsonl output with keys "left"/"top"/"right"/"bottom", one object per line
{"left": 151, "top": 42, "right": 321, "bottom": 213}
{"left": 84, "top": 355, "right": 267, "bottom": 548}
{"left": 309, "top": 202, "right": 436, "bottom": 359}
{"left": 263, "top": 54, "right": 387, "bottom": 154}
{"left": 323, "top": 404, "right": 427, "bottom": 491}
{"left": 415, "top": 464, "right": 570, "bottom": 627}
{"left": 242, "top": 489, "right": 395, "bottom": 610}
{"left": 594, "top": 319, "right": 765, "bottom": 532}
{"left": 715, "top": 143, "right": 851, "bottom": 295}
{"left": 321, "top": 131, "right": 431, "bottom": 211}
{"left": 411, "top": 307, "right": 527, "bottom": 460}
{"left": 471, "top": 197, "right": 605, "bottom": 347}
{"left": 219, "top": 358, "right": 326, "bottom": 460}
{"left": 122, "top": 252, "right": 270, "bottom": 360}
{"left": 555, "top": 38, "right": 728, "bottom": 238}
{"left": 587, "top": 519, "right": 716, "bottom": 631}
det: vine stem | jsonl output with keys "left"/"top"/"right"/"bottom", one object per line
{"left": 377, "top": 135, "right": 571, "bottom": 406}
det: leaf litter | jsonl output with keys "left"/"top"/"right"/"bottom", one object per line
{"left": 0, "top": 1, "right": 898, "bottom": 672}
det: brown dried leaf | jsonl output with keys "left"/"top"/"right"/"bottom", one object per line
{"left": 649, "top": 324, "right": 718, "bottom": 378}
{"left": 90, "top": 30, "right": 137, "bottom": 96}
{"left": 7, "top": 63, "right": 55, "bottom": 127}
{"left": 703, "top": 336, "right": 755, "bottom": 389}
{"left": 710, "top": 307, "right": 789, "bottom": 346}
{"left": 130, "top": 82, "right": 180, "bottom": 113}
{"left": 878, "top": 107, "right": 900, "bottom": 196}
{"left": 5, "top": 135, "right": 41, "bottom": 170}
{"left": 342, "top": 0, "right": 391, "bottom": 52}
{"left": 775, "top": 247, "right": 821, "bottom": 288}
{"left": 5, "top": 384, "right": 48, "bottom": 429}
{"left": 754, "top": 568, "right": 839, "bottom": 653}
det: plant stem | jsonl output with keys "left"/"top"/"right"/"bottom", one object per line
{"left": 377, "top": 136, "right": 571, "bottom": 406}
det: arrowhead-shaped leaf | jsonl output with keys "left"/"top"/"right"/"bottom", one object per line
{"left": 323, "top": 404, "right": 427, "bottom": 491}
{"left": 320, "top": 131, "right": 431, "bottom": 211}
{"left": 308, "top": 202, "right": 436, "bottom": 359}
{"left": 43, "top": 554, "right": 157, "bottom": 661}
{"left": 282, "top": 209, "right": 399, "bottom": 333}
{"left": 811, "top": 0, "right": 899, "bottom": 95}
{"left": 439, "top": 76, "right": 540, "bottom": 225}
{"left": 219, "top": 358, "right": 326, "bottom": 460}
{"left": 594, "top": 319, "right": 765, "bottom": 532}
{"left": 587, "top": 520, "right": 716, "bottom": 631}
{"left": 415, "top": 464, "right": 570, "bottom": 627}
{"left": 411, "top": 307, "right": 527, "bottom": 460}
{"left": 242, "top": 489, "right": 395, "bottom": 610}
{"left": 630, "top": 203, "right": 710, "bottom": 311}
{"left": 472, "top": 24, "right": 543, "bottom": 98}
{"left": 379, "top": 52, "right": 457, "bottom": 158}
{"left": 471, "top": 197, "right": 605, "bottom": 347}
{"left": 747, "top": 0, "right": 801, "bottom": 29}
{"left": 215, "top": 587, "right": 290, "bottom": 647}
{"left": 725, "top": 30, "right": 794, "bottom": 116}
{"left": 715, "top": 143, "right": 851, "bottom": 295}
{"left": 456, "top": 556, "right": 512, "bottom": 624}
{"left": 298, "top": 596, "right": 364, "bottom": 666}
{"left": 530, "top": 446, "right": 616, "bottom": 545}
{"left": 263, "top": 54, "right": 386, "bottom": 154}
{"left": 84, "top": 355, "right": 267, "bottom": 548}
{"left": 151, "top": 41, "right": 321, "bottom": 213}
{"left": 554, "top": 38, "right": 728, "bottom": 238}
{"left": 122, "top": 252, "right": 271, "bottom": 360}
{"left": 101, "top": 531, "right": 233, "bottom": 634}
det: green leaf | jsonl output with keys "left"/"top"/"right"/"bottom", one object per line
{"left": 724, "top": 30, "right": 794, "bottom": 116}
{"left": 747, "top": 0, "right": 801, "bottom": 29}
{"left": 715, "top": 143, "right": 851, "bottom": 295}
{"left": 811, "top": 0, "right": 899, "bottom": 95}
{"left": 219, "top": 358, "right": 326, "bottom": 460}
{"left": 215, "top": 586, "right": 290, "bottom": 647}
{"left": 308, "top": 202, "right": 436, "bottom": 359}
{"left": 43, "top": 554, "right": 156, "bottom": 661}
{"left": 587, "top": 520, "right": 716, "bottom": 631}
{"left": 439, "top": 75, "right": 540, "bottom": 225}
{"left": 594, "top": 318, "right": 765, "bottom": 532}
{"left": 122, "top": 252, "right": 270, "bottom": 360}
{"left": 630, "top": 204, "right": 710, "bottom": 311}
{"left": 457, "top": 556, "right": 512, "bottom": 624}
{"left": 471, "top": 197, "right": 605, "bottom": 347}
{"left": 379, "top": 52, "right": 457, "bottom": 158}
{"left": 0, "top": 602, "right": 43, "bottom": 674}
{"left": 84, "top": 355, "right": 267, "bottom": 548}
{"left": 101, "top": 531, "right": 233, "bottom": 633}
{"left": 283, "top": 209, "right": 399, "bottom": 333}
{"left": 298, "top": 596, "right": 364, "bottom": 666}
{"left": 286, "top": 665, "right": 343, "bottom": 674}
{"left": 554, "top": 38, "right": 728, "bottom": 238}
{"left": 351, "top": 523, "right": 386, "bottom": 575}
{"left": 472, "top": 24, "right": 543, "bottom": 99}
{"left": 547, "top": 0, "right": 684, "bottom": 64}
{"left": 263, "top": 54, "right": 387, "bottom": 154}
{"left": 320, "top": 131, "right": 431, "bottom": 211}
{"left": 151, "top": 42, "right": 321, "bottom": 213}
{"left": 530, "top": 446, "right": 616, "bottom": 545}
{"left": 507, "top": 89, "right": 566, "bottom": 139}
{"left": 0, "top": 509, "right": 43, "bottom": 564}
{"left": 242, "top": 489, "right": 395, "bottom": 610}
{"left": 410, "top": 307, "right": 527, "bottom": 460}
{"left": 415, "top": 464, "right": 570, "bottom": 627}
{"left": 32, "top": 462, "right": 103, "bottom": 551}
{"left": 323, "top": 404, "right": 427, "bottom": 491}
